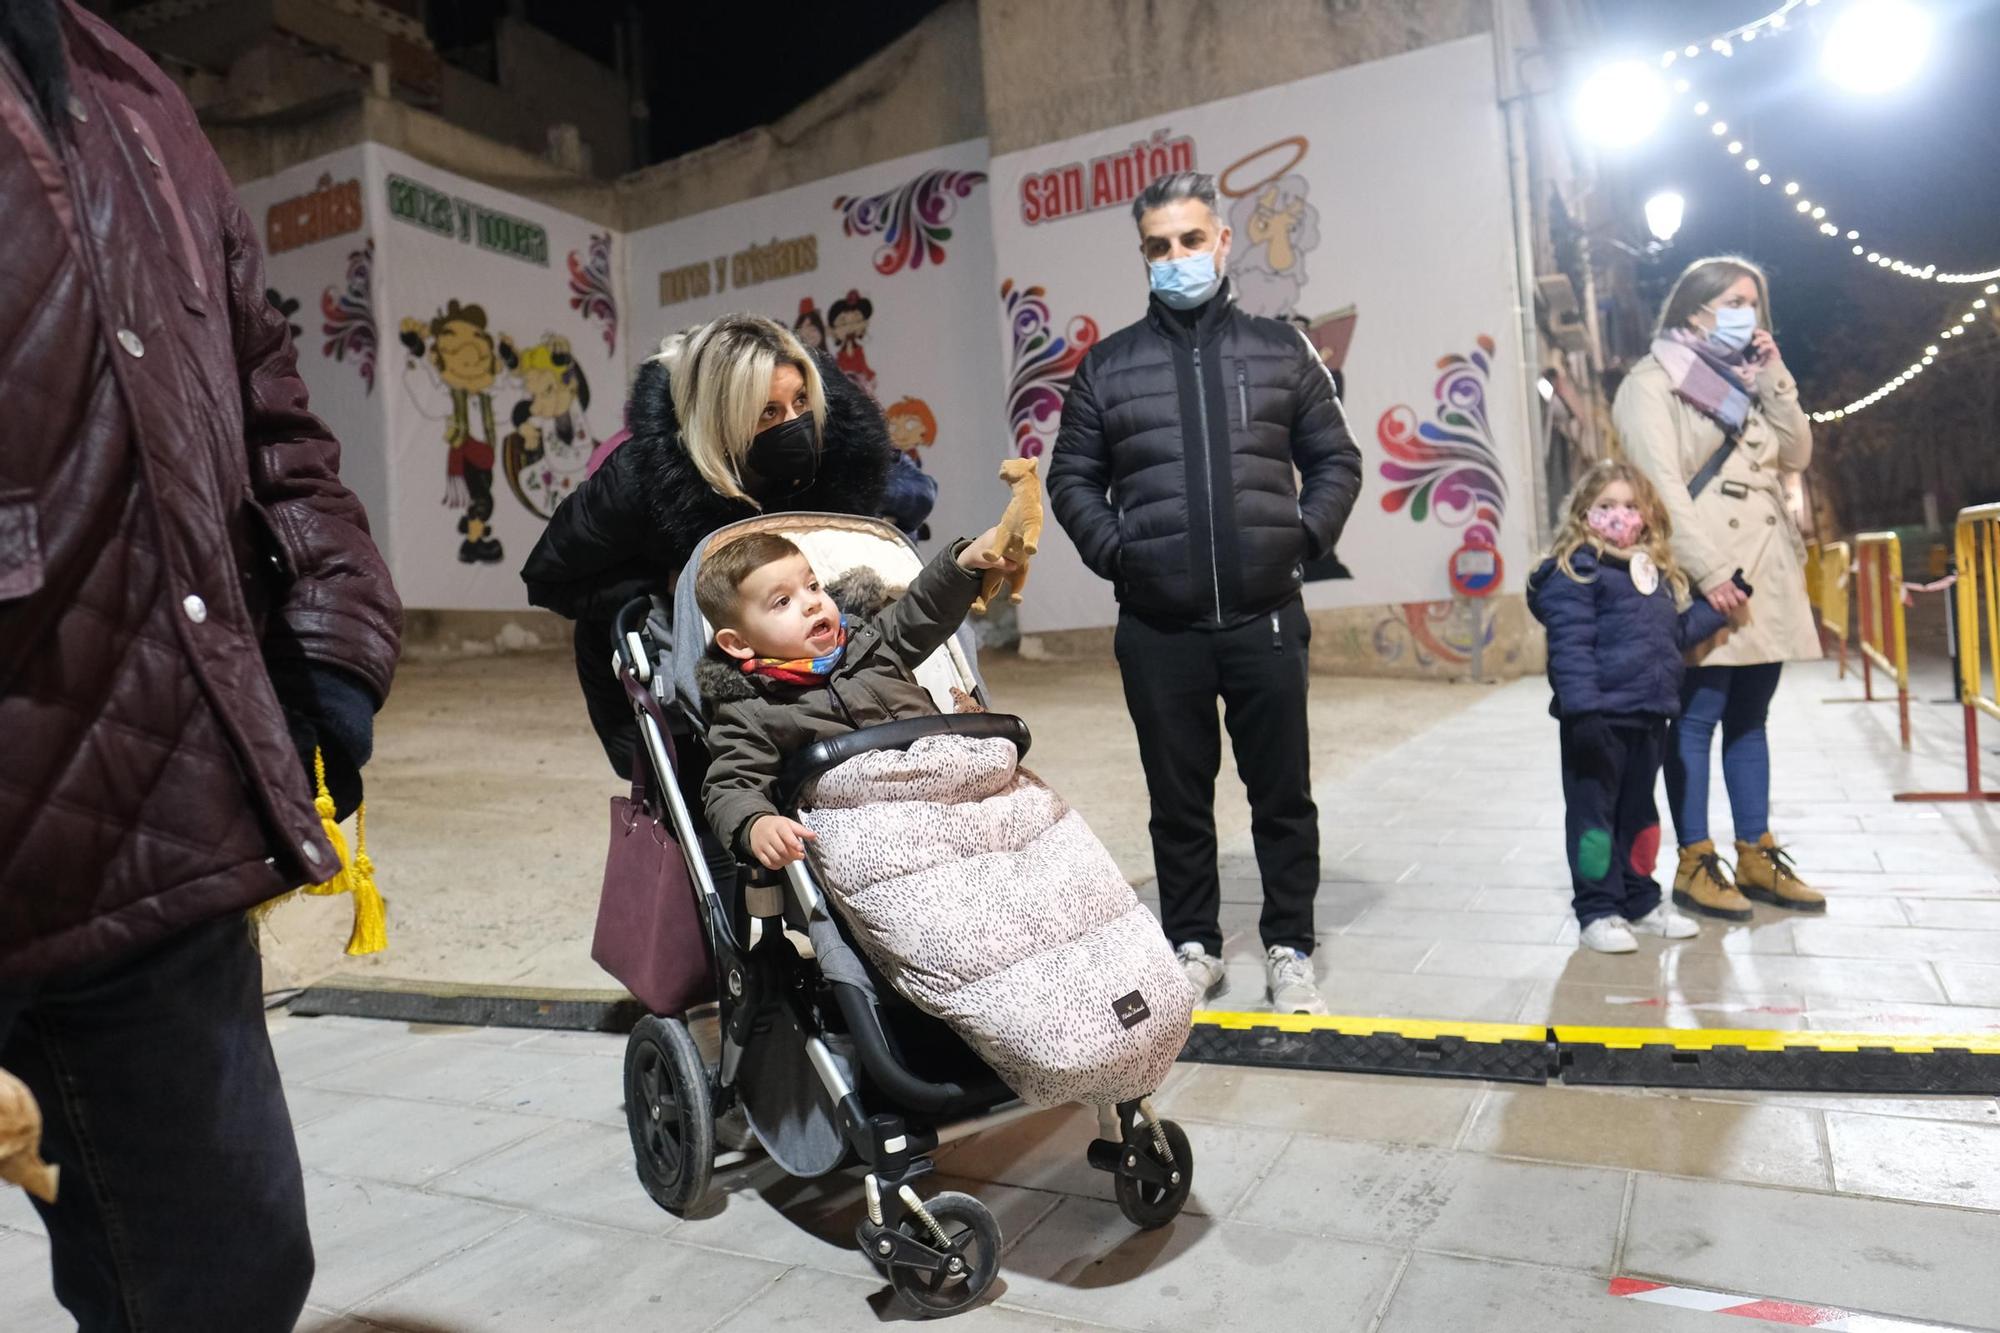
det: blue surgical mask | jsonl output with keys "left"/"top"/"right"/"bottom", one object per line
{"left": 1149, "top": 251, "right": 1221, "bottom": 310}
{"left": 1706, "top": 305, "right": 1758, "bottom": 354}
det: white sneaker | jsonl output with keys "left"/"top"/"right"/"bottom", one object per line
{"left": 1579, "top": 917, "right": 1638, "bottom": 953}
{"left": 1628, "top": 904, "right": 1700, "bottom": 940}
{"left": 1264, "top": 946, "right": 1327, "bottom": 1015}
{"left": 1176, "top": 942, "right": 1227, "bottom": 1002}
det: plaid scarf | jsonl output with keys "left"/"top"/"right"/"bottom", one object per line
{"left": 1651, "top": 329, "right": 1756, "bottom": 435}
{"left": 742, "top": 621, "right": 848, "bottom": 686}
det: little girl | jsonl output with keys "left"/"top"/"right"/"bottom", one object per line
{"left": 1527, "top": 461, "right": 1748, "bottom": 953}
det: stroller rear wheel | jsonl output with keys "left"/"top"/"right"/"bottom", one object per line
{"left": 1113, "top": 1119, "right": 1193, "bottom": 1230}
{"left": 624, "top": 1015, "right": 715, "bottom": 1214}
{"left": 886, "top": 1191, "right": 1001, "bottom": 1319}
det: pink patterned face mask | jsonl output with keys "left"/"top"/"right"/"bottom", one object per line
{"left": 1587, "top": 503, "right": 1645, "bottom": 549}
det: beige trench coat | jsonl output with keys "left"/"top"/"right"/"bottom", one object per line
{"left": 1613, "top": 354, "right": 1822, "bottom": 666}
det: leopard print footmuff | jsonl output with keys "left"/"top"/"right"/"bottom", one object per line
{"left": 801, "top": 734, "right": 1192, "bottom": 1108}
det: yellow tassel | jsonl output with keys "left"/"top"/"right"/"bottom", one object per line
{"left": 252, "top": 749, "right": 387, "bottom": 956}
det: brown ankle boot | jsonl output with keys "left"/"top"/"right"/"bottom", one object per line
{"left": 1672, "top": 840, "right": 1754, "bottom": 921}
{"left": 1735, "top": 834, "right": 1825, "bottom": 913}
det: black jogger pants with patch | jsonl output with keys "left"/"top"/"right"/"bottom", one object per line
{"left": 1558, "top": 716, "right": 1667, "bottom": 927}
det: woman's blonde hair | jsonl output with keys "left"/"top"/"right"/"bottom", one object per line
{"left": 651, "top": 315, "right": 826, "bottom": 506}
{"left": 1551, "top": 460, "right": 1689, "bottom": 600}
{"left": 1653, "top": 254, "right": 1774, "bottom": 338}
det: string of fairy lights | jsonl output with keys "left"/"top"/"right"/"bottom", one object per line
{"left": 1639, "top": 2, "right": 1997, "bottom": 421}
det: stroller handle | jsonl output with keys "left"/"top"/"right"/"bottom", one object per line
{"left": 613, "top": 595, "right": 656, "bottom": 684}
{"left": 775, "top": 714, "right": 1032, "bottom": 812}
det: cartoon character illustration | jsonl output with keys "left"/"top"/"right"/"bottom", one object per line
{"left": 883, "top": 395, "right": 936, "bottom": 465}
{"left": 499, "top": 333, "right": 596, "bottom": 521}
{"left": 827, "top": 289, "right": 877, "bottom": 399}
{"left": 1227, "top": 175, "right": 1319, "bottom": 318}
{"left": 399, "top": 299, "right": 510, "bottom": 565}
{"left": 792, "top": 297, "right": 827, "bottom": 352}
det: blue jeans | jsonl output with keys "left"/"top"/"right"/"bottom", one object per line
{"left": 0, "top": 917, "right": 314, "bottom": 1331}
{"left": 1666, "top": 662, "right": 1784, "bottom": 846}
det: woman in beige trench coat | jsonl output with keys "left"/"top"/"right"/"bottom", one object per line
{"left": 1614, "top": 256, "right": 1827, "bottom": 922}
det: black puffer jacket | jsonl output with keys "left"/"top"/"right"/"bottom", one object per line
{"left": 521, "top": 348, "right": 894, "bottom": 772}
{"left": 1047, "top": 282, "right": 1364, "bottom": 628}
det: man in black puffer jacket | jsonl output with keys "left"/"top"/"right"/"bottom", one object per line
{"left": 1048, "top": 171, "right": 1363, "bottom": 1015}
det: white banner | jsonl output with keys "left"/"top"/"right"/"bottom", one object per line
{"left": 369, "top": 145, "right": 624, "bottom": 610}
{"left": 622, "top": 140, "right": 1007, "bottom": 561}
{"left": 234, "top": 147, "right": 389, "bottom": 561}
{"left": 986, "top": 34, "right": 1533, "bottom": 633}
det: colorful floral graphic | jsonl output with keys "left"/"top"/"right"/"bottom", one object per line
{"left": 1377, "top": 334, "right": 1505, "bottom": 549}
{"left": 567, "top": 231, "right": 617, "bottom": 355}
{"left": 1000, "top": 279, "right": 1100, "bottom": 458}
{"left": 320, "top": 238, "right": 377, "bottom": 393}
{"left": 835, "top": 169, "right": 989, "bottom": 276}
{"left": 1373, "top": 600, "right": 1497, "bottom": 668}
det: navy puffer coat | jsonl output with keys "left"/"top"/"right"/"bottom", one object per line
{"left": 1527, "top": 547, "right": 1734, "bottom": 719}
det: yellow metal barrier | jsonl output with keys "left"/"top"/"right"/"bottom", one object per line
{"left": 1853, "top": 531, "right": 1911, "bottom": 749}
{"left": 1808, "top": 540, "right": 1852, "bottom": 678}
{"left": 1898, "top": 504, "right": 2000, "bottom": 802}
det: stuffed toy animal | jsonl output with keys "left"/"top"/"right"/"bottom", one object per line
{"left": 0, "top": 1068, "right": 59, "bottom": 1203}
{"left": 971, "top": 458, "right": 1044, "bottom": 615}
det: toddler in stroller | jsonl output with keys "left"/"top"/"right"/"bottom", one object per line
{"left": 607, "top": 512, "right": 1195, "bottom": 1318}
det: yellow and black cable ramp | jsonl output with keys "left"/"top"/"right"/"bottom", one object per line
{"left": 1183, "top": 1010, "right": 2000, "bottom": 1096}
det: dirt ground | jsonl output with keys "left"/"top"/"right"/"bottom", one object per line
{"left": 259, "top": 648, "right": 1493, "bottom": 993}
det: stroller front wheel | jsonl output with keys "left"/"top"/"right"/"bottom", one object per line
{"left": 1113, "top": 1119, "right": 1194, "bottom": 1230}
{"left": 887, "top": 1191, "right": 1001, "bottom": 1319}
{"left": 623, "top": 1015, "right": 715, "bottom": 1215}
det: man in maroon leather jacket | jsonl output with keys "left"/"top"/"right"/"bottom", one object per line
{"left": 0, "top": 4, "right": 401, "bottom": 1326}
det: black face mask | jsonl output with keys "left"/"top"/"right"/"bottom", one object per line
{"left": 741, "top": 413, "right": 821, "bottom": 498}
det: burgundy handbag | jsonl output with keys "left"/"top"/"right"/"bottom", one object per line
{"left": 591, "top": 728, "right": 715, "bottom": 1016}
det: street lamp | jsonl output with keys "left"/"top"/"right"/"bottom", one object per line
{"left": 1575, "top": 60, "right": 1669, "bottom": 148}
{"left": 1644, "top": 191, "right": 1686, "bottom": 243}
{"left": 1823, "top": 0, "right": 1931, "bottom": 94}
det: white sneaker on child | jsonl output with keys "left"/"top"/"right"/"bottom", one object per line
{"left": 1579, "top": 917, "right": 1638, "bottom": 954}
{"left": 1176, "top": 942, "right": 1228, "bottom": 1002}
{"left": 1628, "top": 904, "right": 1701, "bottom": 940}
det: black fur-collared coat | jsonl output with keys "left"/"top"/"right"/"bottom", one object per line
{"left": 522, "top": 348, "right": 895, "bottom": 774}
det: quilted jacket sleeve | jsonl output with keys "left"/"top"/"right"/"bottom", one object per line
{"left": 223, "top": 191, "right": 402, "bottom": 702}
{"left": 1289, "top": 330, "right": 1364, "bottom": 560}
{"left": 1676, "top": 596, "right": 1733, "bottom": 652}
{"left": 1046, "top": 352, "right": 1122, "bottom": 582}
{"left": 1526, "top": 560, "right": 1604, "bottom": 716}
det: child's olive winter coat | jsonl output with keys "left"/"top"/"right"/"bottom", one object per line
{"left": 697, "top": 543, "right": 980, "bottom": 853}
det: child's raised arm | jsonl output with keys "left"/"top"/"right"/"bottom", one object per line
{"left": 872, "top": 535, "right": 1014, "bottom": 669}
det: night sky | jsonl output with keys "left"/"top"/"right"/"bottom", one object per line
{"left": 1583, "top": 0, "right": 2000, "bottom": 400}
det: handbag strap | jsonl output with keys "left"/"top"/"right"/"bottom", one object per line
{"left": 1686, "top": 435, "right": 1737, "bottom": 500}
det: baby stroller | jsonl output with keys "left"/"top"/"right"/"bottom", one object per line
{"left": 607, "top": 513, "right": 1194, "bottom": 1318}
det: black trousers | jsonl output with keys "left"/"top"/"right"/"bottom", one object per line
{"left": 1559, "top": 716, "right": 1667, "bottom": 926}
{"left": 1114, "top": 597, "right": 1319, "bottom": 954}
{"left": 0, "top": 916, "right": 314, "bottom": 1332}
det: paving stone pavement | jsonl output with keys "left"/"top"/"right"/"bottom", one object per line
{"left": 5, "top": 659, "right": 2000, "bottom": 1330}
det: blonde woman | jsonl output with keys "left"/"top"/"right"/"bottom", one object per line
{"left": 1614, "top": 257, "right": 1825, "bottom": 920}
{"left": 522, "top": 315, "right": 900, "bottom": 777}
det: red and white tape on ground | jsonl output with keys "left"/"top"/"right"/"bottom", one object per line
{"left": 1609, "top": 1278, "right": 1971, "bottom": 1330}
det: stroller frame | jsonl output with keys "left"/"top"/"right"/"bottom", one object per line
{"left": 608, "top": 514, "right": 1193, "bottom": 1318}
